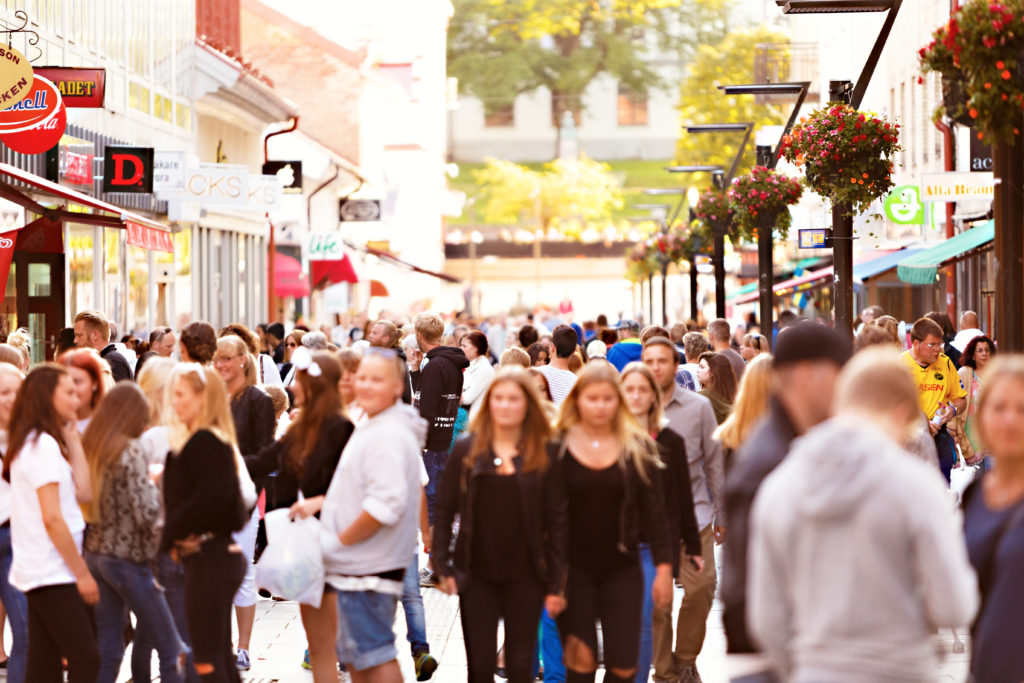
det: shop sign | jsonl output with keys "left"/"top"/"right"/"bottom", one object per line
{"left": 308, "top": 232, "right": 345, "bottom": 260}
{"left": 339, "top": 198, "right": 381, "bottom": 222}
{"left": 798, "top": 228, "right": 832, "bottom": 249}
{"left": 1, "top": 99, "right": 65, "bottom": 154}
{"left": 102, "top": 146, "right": 154, "bottom": 194}
{"left": 167, "top": 163, "right": 249, "bottom": 207}
{"left": 0, "top": 46, "right": 32, "bottom": 108}
{"left": 248, "top": 174, "right": 283, "bottom": 209}
{"left": 0, "top": 75, "right": 61, "bottom": 134}
{"left": 153, "top": 151, "right": 186, "bottom": 192}
{"left": 921, "top": 172, "right": 994, "bottom": 202}
{"left": 32, "top": 67, "right": 105, "bottom": 108}
{"left": 969, "top": 135, "right": 993, "bottom": 173}
{"left": 0, "top": 197, "right": 24, "bottom": 235}
{"left": 63, "top": 149, "right": 93, "bottom": 185}
{"left": 262, "top": 160, "right": 302, "bottom": 194}
{"left": 126, "top": 221, "right": 173, "bottom": 253}
{"left": 883, "top": 185, "right": 925, "bottom": 225}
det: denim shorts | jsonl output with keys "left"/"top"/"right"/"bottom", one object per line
{"left": 335, "top": 590, "right": 399, "bottom": 671}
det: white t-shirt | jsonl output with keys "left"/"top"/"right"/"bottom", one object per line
{"left": 257, "top": 354, "right": 283, "bottom": 386}
{"left": 0, "top": 431, "right": 10, "bottom": 525}
{"left": 538, "top": 364, "right": 578, "bottom": 407}
{"left": 9, "top": 432, "right": 85, "bottom": 592}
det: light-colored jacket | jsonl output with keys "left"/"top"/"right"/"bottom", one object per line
{"left": 748, "top": 417, "right": 978, "bottom": 683}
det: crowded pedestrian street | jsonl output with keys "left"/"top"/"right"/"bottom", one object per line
{"left": 0, "top": 1, "right": 1022, "bottom": 682}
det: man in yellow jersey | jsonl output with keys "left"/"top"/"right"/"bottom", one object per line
{"left": 900, "top": 317, "right": 966, "bottom": 482}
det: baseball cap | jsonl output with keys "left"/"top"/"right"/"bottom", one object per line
{"left": 614, "top": 319, "right": 641, "bottom": 333}
{"left": 774, "top": 323, "right": 852, "bottom": 368}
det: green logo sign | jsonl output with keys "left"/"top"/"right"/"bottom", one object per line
{"left": 884, "top": 185, "right": 925, "bottom": 225}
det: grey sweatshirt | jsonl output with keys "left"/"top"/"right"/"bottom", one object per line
{"left": 748, "top": 418, "right": 978, "bottom": 683}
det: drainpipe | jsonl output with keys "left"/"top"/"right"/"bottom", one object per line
{"left": 935, "top": 118, "right": 957, "bottom": 321}
{"left": 264, "top": 118, "right": 299, "bottom": 323}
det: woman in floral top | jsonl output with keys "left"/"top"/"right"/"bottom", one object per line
{"left": 82, "top": 383, "right": 186, "bottom": 683}
{"left": 957, "top": 335, "right": 996, "bottom": 465}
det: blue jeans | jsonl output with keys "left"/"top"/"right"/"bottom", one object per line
{"left": 335, "top": 590, "right": 399, "bottom": 671}
{"left": 0, "top": 524, "right": 27, "bottom": 683}
{"left": 85, "top": 551, "right": 186, "bottom": 683}
{"left": 132, "top": 552, "right": 200, "bottom": 683}
{"left": 402, "top": 552, "right": 429, "bottom": 656}
{"left": 423, "top": 450, "right": 448, "bottom": 527}
{"left": 539, "top": 607, "right": 564, "bottom": 683}
{"left": 935, "top": 430, "right": 956, "bottom": 483}
{"left": 637, "top": 544, "right": 655, "bottom": 683}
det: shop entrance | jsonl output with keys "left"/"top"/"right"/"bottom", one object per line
{"left": 12, "top": 252, "right": 64, "bottom": 363}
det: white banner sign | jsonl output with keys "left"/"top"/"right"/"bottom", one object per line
{"left": 157, "top": 163, "right": 248, "bottom": 207}
{"left": 0, "top": 197, "right": 24, "bottom": 235}
{"left": 247, "top": 174, "right": 283, "bottom": 210}
{"left": 921, "top": 172, "right": 995, "bottom": 202}
{"left": 153, "top": 151, "right": 186, "bottom": 192}
{"left": 307, "top": 232, "right": 345, "bottom": 260}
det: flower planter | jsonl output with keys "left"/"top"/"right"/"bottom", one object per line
{"left": 942, "top": 74, "right": 975, "bottom": 127}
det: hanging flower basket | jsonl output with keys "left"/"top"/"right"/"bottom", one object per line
{"left": 919, "top": 1, "right": 1024, "bottom": 141}
{"left": 727, "top": 166, "right": 803, "bottom": 243}
{"left": 679, "top": 220, "right": 712, "bottom": 262}
{"left": 693, "top": 187, "right": 734, "bottom": 239}
{"left": 780, "top": 103, "right": 900, "bottom": 215}
{"left": 625, "top": 240, "right": 657, "bottom": 282}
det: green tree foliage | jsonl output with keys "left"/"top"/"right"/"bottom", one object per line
{"left": 473, "top": 156, "right": 624, "bottom": 239}
{"left": 448, "top": 0, "right": 734, "bottom": 121}
{"left": 675, "top": 26, "right": 792, "bottom": 186}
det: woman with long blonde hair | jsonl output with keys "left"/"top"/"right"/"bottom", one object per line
{"left": 163, "top": 364, "right": 248, "bottom": 683}
{"left": 433, "top": 368, "right": 567, "bottom": 683}
{"left": 553, "top": 362, "right": 673, "bottom": 683}
{"left": 82, "top": 383, "right": 185, "bottom": 683}
{"left": 714, "top": 354, "right": 774, "bottom": 471}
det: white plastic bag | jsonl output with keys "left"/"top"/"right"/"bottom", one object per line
{"left": 255, "top": 508, "right": 325, "bottom": 607}
{"left": 949, "top": 444, "right": 979, "bottom": 507}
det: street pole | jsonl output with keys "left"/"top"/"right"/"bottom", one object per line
{"left": 712, "top": 171, "right": 726, "bottom": 319}
{"left": 647, "top": 273, "right": 654, "bottom": 325}
{"left": 994, "top": 116, "right": 1024, "bottom": 351}
{"left": 661, "top": 258, "right": 669, "bottom": 325}
{"left": 689, "top": 257, "right": 699, "bottom": 323}
{"left": 755, "top": 145, "right": 775, "bottom": 348}
{"left": 830, "top": 80, "right": 855, "bottom": 338}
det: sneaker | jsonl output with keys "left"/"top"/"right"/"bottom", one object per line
{"left": 678, "top": 664, "right": 703, "bottom": 683}
{"left": 236, "top": 648, "right": 251, "bottom": 671}
{"left": 417, "top": 567, "right": 438, "bottom": 588}
{"left": 301, "top": 648, "right": 311, "bottom": 670}
{"left": 414, "top": 651, "right": 438, "bottom": 681}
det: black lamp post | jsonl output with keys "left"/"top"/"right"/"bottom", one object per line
{"left": 643, "top": 189, "right": 688, "bottom": 324}
{"left": 776, "top": 0, "right": 902, "bottom": 337}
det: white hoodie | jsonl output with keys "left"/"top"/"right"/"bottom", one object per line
{"left": 320, "top": 402, "right": 426, "bottom": 589}
{"left": 748, "top": 418, "right": 978, "bottom": 683}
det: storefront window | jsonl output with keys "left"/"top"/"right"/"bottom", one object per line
{"left": 172, "top": 227, "right": 193, "bottom": 328}
{"left": 67, "top": 223, "right": 95, "bottom": 315}
{"left": 104, "top": 227, "right": 125, "bottom": 335}
{"left": 127, "top": 245, "right": 148, "bottom": 334}
{"left": 1, "top": 263, "right": 16, "bottom": 336}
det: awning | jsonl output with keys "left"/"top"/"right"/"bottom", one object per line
{"left": 347, "top": 240, "right": 461, "bottom": 284}
{"left": 369, "top": 279, "right": 389, "bottom": 297}
{"left": 727, "top": 282, "right": 758, "bottom": 301}
{"left": 734, "top": 250, "right": 899, "bottom": 305}
{"left": 311, "top": 254, "right": 359, "bottom": 289}
{"left": 0, "top": 161, "right": 171, "bottom": 235}
{"left": 274, "top": 251, "right": 310, "bottom": 298}
{"left": 897, "top": 220, "right": 994, "bottom": 285}
{"left": 855, "top": 248, "right": 924, "bottom": 281}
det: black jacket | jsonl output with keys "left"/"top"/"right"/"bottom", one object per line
{"left": 655, "top": 428, "right": 702, "bottom": 572}
{"left": 101, "top": 345, "right": 133, "bottom": 383}
{"left": 231, "top": 386, "right": 276, "bottom": 458}
{"left": 411, "top": 346, "right": 468, "bottom": 451}
{"left": 245, "top": 413, "right": 354, "bottom": 511}
{"left": 433, "top": 435, "right": 568, "bottom": 595}
{"left": 722, "top": 397, "right": 799, "bottom": 653}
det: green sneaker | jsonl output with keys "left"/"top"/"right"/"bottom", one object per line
{"left": 414, "top": 651, "right": 438, "bottom": 681}
{"left": 301, "top": 648, "right": 311, "bottom": 670}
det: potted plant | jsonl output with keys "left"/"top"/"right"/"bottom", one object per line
{"left": 780, "top": 103, "right": 901, "bottom": 215}
{"left": 625, "top": 239, "right": 657, "bottom": 282}
{"left": 727, "top": 166, "right": 803, "bottom": 243}
{"left": 692, "top": 187, "right": 734, "bottom": 239}
{"left": 919, "top": 22, "right": 975, "bottom": 127}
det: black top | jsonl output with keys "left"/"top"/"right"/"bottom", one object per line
{"left": 651, "top": 428, "right": 702, "bottom": 570}
{"left": 964, "top": 478, "right": 1024, "bottom": 683}
{"left": 564, "top": 449, "right": 634, "bottom": 575}
{"left": 231, "top": 385, "right": 276, "bottom": 458}
{"left": 135, "top": 351, "right": 157, "bottom": 378}
{"left": 101, "top": 345, "right": 133, "bottom": 383}
{"left": 161, "top": 429, "right": 246, "bottom": 551}
{"left": 245, "top": 413, "right": 354, "bottom": 510}
{"left": 470, "top": 473, "right": 531, "bottom": 581}
{"left": 410, "top": 346, "right": 468, "bottom": 451}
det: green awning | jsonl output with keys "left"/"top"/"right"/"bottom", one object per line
{"left": 897, "top": 220, "right": 994, "bottom": 285}
{"left": 726, "top": 282, "right": 757, "bottom": 301}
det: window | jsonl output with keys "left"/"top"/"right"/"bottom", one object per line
{"left": 484, "top": 104, "right": 514, "bottom": 127}
{"left": 551, "top": 93, "right": 582, "bottom": 128}
{"left": 617, "top": 86, "right": 648, "bottom": 126}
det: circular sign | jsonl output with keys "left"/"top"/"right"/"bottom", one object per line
{"left": 1, "top": 99, "right": 65, "bottom": 154}
{"left": 0, "top": 75, "right": 61, "bottom": 134}
{"left": 0, "top": 47, "right": 33, "bottom": 109}
{"left": 883, "top": 185, "right": 925, "bottom": 226}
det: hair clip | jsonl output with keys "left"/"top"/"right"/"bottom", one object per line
{"left": 291, "top": 346, "right": 322, "bottom": 377}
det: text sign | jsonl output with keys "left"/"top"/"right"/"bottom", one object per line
{"left": 102, "top": 146, "right": 154, "bottom": 194}
{"left": 921, "top": 172, "right": 994, "bottom": 202}
{"left": 32, "top": 67, "right": 105, "bottom": 108}
{"left": 153, "top": 151, "right": 186, "bottom": 192}
{"left": 0, "top": 75, "right": 61, "bottom": 134}
{"left": 969, "top": 135, "right": 993, "bottom": 173}
{"left": 883, "top": 185, "right": 925, "bottom": 225}
{"left": 126, "top": 221, "right": 173, "bottom": 253}
{"left": 308, "top": 232, "right": 345, "bottom": 260}
{"left": 262, "top": 161, "right": 302, "bottom": 194}
{"left": 179, "top": 163, "right": 248, "bottom": 207}
{"left": 0, "top": 47, "right": 32, "bottom": 108}
{"left": 798, "top": 229, "right": 831, "bottom": 249}
{"left": 339, "top": 198, "right": 381, "bottom": 222}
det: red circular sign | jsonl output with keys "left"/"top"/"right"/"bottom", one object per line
{"left": 0, "top": 75, "right": 61, "bottom": 134}
{"left": 1, "top": 99, "right": 65, "bottom": 154}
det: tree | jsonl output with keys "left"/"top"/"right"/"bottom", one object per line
{"left": 473, "top": 156, "right": 624, "bottom": 239}
{"left": 675, "top": 26, "right": 792, "bottom": 186}
{"left": 448, "top": 0, "right": 734, "bottom": 129}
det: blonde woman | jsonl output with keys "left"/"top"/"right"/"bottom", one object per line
{"left": 714, "top": 355, "right": 774, "bottom": 472}
{"left": 163, "top": 364, "right": 248, "bottom": 683}
{"left": 554, "top": 363, "right": 673, "bottom": 683}
{"left": 739, "top": 333, "right": 770, "bottom": 362}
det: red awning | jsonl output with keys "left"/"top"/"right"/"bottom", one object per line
{"left": 311, "top": 253, "right": 359, "bottom": 289}
{"left": 0, "top": 161, "right": 171, "bottom": 236}
{"left": 274, "top": 251, "right": 310, "bottom": 298}
{"left": 369, "top": 279, "right": 389, "bottom": 297}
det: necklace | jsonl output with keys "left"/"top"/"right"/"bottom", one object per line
{"left": 591, "top": 439, "right": 601, "bottom": 448}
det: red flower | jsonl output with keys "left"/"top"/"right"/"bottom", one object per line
{"left": 1003, "top": 70, "right": 1012, "bottom": 80}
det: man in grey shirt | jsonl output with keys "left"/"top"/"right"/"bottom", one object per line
{"left": 709, "top": 319, "right": 746, "bottom": 383}
{"left": 642, "top": 336, "right": 725, "bottom": 683}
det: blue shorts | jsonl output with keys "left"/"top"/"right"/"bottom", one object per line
{"left": 335, "top": 590, "right": 399, "bottom": 671}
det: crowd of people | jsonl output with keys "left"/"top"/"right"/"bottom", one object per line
{"left": 0, "top": 301, "right": 1016, "bottom": 683}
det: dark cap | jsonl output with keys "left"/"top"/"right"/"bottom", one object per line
{"left": 267, "top": 322, "right": 285, "bottom": 339}
{"left": 774, "top": 323, "right": 852, "bottom": 369}
{"left": 615, "top": 319, "right": 641, "bottom": 333}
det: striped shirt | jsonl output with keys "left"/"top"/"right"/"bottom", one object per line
{"left": 538, "top": 365, "right": 578, "bottom": 407}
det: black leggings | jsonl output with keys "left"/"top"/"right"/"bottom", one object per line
{"left": 557, "top": 563, "right": 643, "bottom": 683}
{"left": 26, "top": 583, "right": 99, "bottom": 682}
{"left": 182, "top": 537, "right": 247, "bottom": 683}
{"left": 459, "top": 576, "right": 545, "bottom": 683}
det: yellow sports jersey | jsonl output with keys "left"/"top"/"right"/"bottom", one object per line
{"left": 900, "top": 351, "right": 966, "bottom": 419}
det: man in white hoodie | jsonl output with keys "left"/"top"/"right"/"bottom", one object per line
{"left": 320, "top": 350, "right": 427, "bottom": 682}
{"left": 748, "top": 348, "right": 978, "bottom": 683}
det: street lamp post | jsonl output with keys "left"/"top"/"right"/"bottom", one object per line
{"left": 687, "top": 186, "right": 701, "bottom": 322}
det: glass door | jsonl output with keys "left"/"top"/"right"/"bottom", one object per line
{"left": 15, "top": 253, "right": 65, "bottom": 364}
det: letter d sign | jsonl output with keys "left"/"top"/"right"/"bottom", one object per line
{"left": 102, "top": 146, "right": 155, "bottom": 194}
